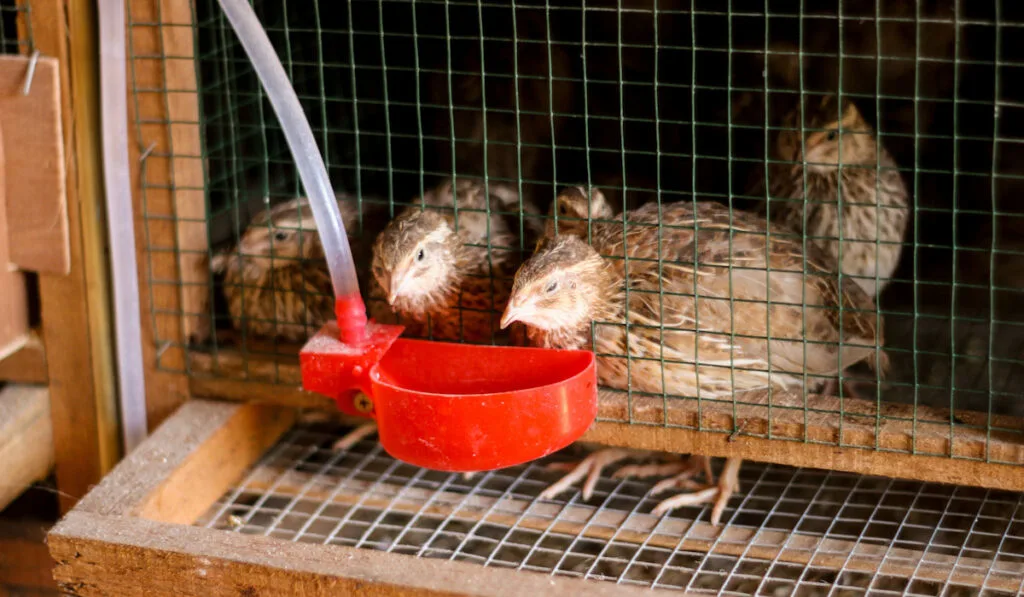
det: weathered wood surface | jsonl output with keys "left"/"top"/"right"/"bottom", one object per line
{"left": 50, "top": 511, "right": 654, "bottom": 597}
{"left": 0, "top": 385, "right": 54, "bottom": 511}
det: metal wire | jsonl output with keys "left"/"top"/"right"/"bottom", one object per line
{"left": 197, "top": 420, "right": 1024, "bottom": 595}
{"left": 130, "top": 1, "right": 1024, "bottom": 466}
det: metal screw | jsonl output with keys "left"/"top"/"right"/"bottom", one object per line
{"left": 354, "top": 393, "right": 374, "bottom": 413}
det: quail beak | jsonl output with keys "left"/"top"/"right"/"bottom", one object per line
{"left": 387, "top": 269, "right": 409, "bottom": 305}
{"left": 500, "top": 303, "right": 523, "bottom": 330}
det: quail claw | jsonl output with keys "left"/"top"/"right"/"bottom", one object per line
{"left": 649, "top": 457, "right": 742, "bottom": 527}
{"left": 650, "top": 487, "right": 720, "bottom": 517}
{"left": 539, "top": 448, "right": 647, "bottom": 501}
{"left": 613, "top": 454, "right": 708, "bottom": 485}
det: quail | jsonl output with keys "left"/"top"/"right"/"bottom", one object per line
{"left": 212, "top": 196, "right": 337, "bottom": 344}
{"left": 370, "top": 176, "right": 543, "bottom": 344}
{"left": 501, "top": 188, "right": 887, "bottom": 524}
{"left": 750, "top": 94, "right": 909, "bottom": 300}
{"left": 212, "top": 194, "right": 390, "bottom": 453}
{"left": 748, "top": 95, "right": 907, "bottom": 398}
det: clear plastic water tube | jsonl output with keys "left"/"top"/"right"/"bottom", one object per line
{"left": 218, "top": 0, "right": 366, "bottom": 341}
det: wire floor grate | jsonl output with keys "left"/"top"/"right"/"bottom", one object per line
{"left": 197, "top": 419, "right": 1024, "bottom": 595}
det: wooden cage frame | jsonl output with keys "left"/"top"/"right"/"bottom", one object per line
{"left": 123, "top": 0, "right": 1024, "bottom": 493}
{"left": 48, "top": 399, "right": 1024, "bottom": 596}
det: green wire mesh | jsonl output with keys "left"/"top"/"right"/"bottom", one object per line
{"left": 129, "top": 0, "right": 1024, "bottom": 465}
{"left": 1, "top": 1, "right": 33, "bottom": 55}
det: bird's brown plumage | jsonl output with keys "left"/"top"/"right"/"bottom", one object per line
{"left": 505, "top": 192, "right": 888, "bottom": 398}
{"left": 749, "top": 94, "right": 910, "bottom": 298}
{"left": 211, "top": 194, "right": 387, "bottom": 343}
{"left": 371, "top": 177, "right": 543, "bottom": 343}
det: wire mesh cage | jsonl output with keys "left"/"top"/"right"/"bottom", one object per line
{"left": 127, "top": 0, "right": 1024, "bottom": 503}
{"left": 197, "top": 418, "right": 1024, "bottom": 595}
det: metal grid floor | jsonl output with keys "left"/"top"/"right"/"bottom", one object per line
{"left": 197, "top": 419, "right": 1024, "bottom": 595}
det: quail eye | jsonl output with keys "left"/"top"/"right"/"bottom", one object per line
{"left": 416, "top": 248, "right": 426, "bottom": 262}
{"left": 273, "top": 231, "right": 288, "bottom": 242}
{"left": 545, "top": 280, "right": 559, "bottom": 294}
{"left": 558, "top": 202, "right": 568, "bottom": 215}
{"left": 826, "top": 130, "right": 838, "bottom": 142}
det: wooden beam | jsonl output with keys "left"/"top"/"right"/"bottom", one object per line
{"left": 583, "top": 421, "right": 1024, "bottom": 492}
{"left": 132, "top": 404, "right": 295, "bottom": 524}
{"left": 0, "top": 386, "right": 54, "bottom": 511}
{"left": 123, "top": 0, "right": 193, "bottom": 430}
{"left": 0, "top": 332, "right": 47, "bottom": 385}
{"left": 185, "top": 351, "right": 1024, "bottom": 490}
{"left": 584, "top": 390, "right": 1024, "bottom": 490}
{"left": 159, "top": 0, "right": 209, "bottom": 349}
{"left": 50, "top": 511, "right": 652, "bottom": 597}
{"left": 0, "top": 55, "right": 69, "bottom": 275}
{"left": 74, "top": 400, "right": 293, "bottom": 521}
{"left": 190, "top": 376, "right": 335, "bottom": 410}
{"left": 0, "top": 119, "right": 28, "bottom": 359}
{"left": 29, "top": 0, "right": 120, "bottom": 513}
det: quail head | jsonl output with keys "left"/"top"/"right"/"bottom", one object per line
{"left": 371, "top": 177, "right": 543, "bottom": 343}
{"left": 212, "top": 197, "right": 324, "bottom": 283}
{"left": 542, "top": 185, "right": 616, "bottom": 241}
{"left": 752, "top": 94, "right": 910, "bottom": 299}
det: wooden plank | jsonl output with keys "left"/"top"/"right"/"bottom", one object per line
{"left": 124, "top": 0, "right": 190, "bottom": 429}
{"left": 0, "top": 521, "right": 57, "bottom": 591}
{"left": 133, "top": 404, "right": 295, "bottom": 524}
{"left": 159, "top": 0, "right": 209, "bottom": 349}
{"left": 190, "top": 376, "right": 335, "bottom": 410}
{"left": 0, "top": 56, "right": 69, "bottom": 275}
{"left": 583, "top": 422, "right": 1024, "bottom": 492}
{"left": 584, "top": 390, "right": 1024, "bottom": 490}
{"left": 0, "top": 332, "right": 47, "bottom": 384}
{"left": 74, "top": 400, "right": 293, "bottom": 520}
{"left": 188, "top": 352, "right": 1024, "bottom": 489}
{"left": 67, "top": 0, "right": 119, "bottom": 469}
{"left": 0, "top": 120, "right": 29, "bottom": 358}
{"left": 189, "top": 348, "right": 304, "bottom": 386}
{"left": 31, "top": 0, "right": 120, "bottom": 513}
{"left": 0, "top": 386, "right": 54, "bottom": 511}
{"left": 50, "top": 511, "right": 652, "bottom": 597}
{"left": 235, "top": 467, "right": 1024, "bottom": 592}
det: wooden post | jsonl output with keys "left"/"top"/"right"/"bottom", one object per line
{"left": 0, "top": 121, "right": 29, "bottom": 360}
{"left": 28, "top": 0, "right": 121, "bottom": 512}
{"left": 124, "top": 0, "right": 206, "bottom": 429}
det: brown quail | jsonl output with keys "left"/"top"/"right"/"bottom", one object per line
{"left": 502, "top": 188, "right": 887, "bottom": 524}
{"left": 370, "top": 177, "right": 542, "bottom": 344}
{"left": 750, "top": 94, "right": 909, "bottom": 300}
{"left": 748, "top": 95, "right": 907, "bottom": 399}
{"left": 213, "top": 197, "right": 337, "bottom": 343}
